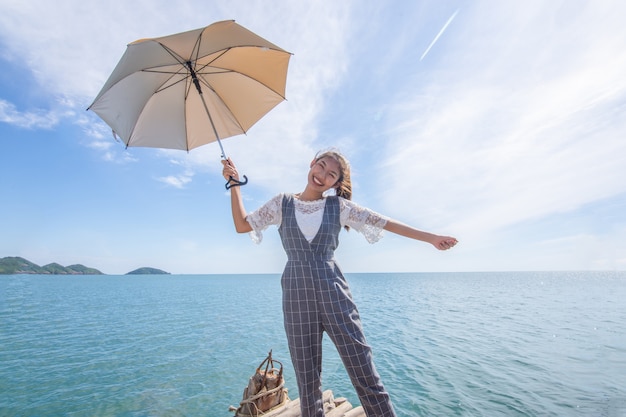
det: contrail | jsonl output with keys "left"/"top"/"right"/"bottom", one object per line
{"left": 420, "top": 8, "right": 460, "bottom": 61}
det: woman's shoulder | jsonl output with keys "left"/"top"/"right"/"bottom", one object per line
{"left": 279, "top": 192, "right": 294, "bottom": 202}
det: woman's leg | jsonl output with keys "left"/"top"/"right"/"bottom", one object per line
{"left": 283, "top": 269, "right": 325, "bottom": 417}
{"left": 319, "top": 273, "right": 397, "bottom": 417}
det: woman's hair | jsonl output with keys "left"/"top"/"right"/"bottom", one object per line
{"left": 315, "top": 149, "right": 352, "bottom": 201}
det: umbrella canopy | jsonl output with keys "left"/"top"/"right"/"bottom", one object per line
{"left": 88, "top": 20, "right": 291, "bottom": 155}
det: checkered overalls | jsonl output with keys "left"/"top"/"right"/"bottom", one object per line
{"left": 278, "top": 194, "right": 396, "bottom": 417}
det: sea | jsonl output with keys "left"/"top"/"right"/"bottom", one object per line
{"left": 1, "top": 271, "right": 625, "bottom": 417}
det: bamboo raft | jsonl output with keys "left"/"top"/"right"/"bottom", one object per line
{"left": 230, "top": 389, "right": 365, "bottom": 417}
{"left": 229, "top": 351, "right": 365, "bottom": 417}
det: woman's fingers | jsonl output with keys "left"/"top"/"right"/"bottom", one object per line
{"left": 222, "top": 158, "right": 239, "bottom": 181}
{"left": 438, "top": 238, "right": 458, "bottom": 250}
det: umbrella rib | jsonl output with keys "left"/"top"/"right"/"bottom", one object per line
{"left": 141, "top": 68, "right": 190, "bottom": 94}
{"left": 195, "top": 74, "right": 247, "bottom": 135}
{"left": 196, "top": 65, "right": 287, "bottom": 99}
{"left": 189, "top": 45, "right": 251, "bottom": 140}
{"left": 194, "top": 62, "right": 287, "bottom": 136}
{"left": 152, "top": 40, "right": 228, "bottom": 153}
{"left": 195, "top": 47, "right": 287, "bottom": 99}
{"left": 150, "top": 43, "right": 195, "bottom": 94}
{"left": 191, "top": 46, "right": 288, "bottom": 135}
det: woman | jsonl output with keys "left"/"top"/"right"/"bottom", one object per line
{"left": 222, "top": 150, "right": 457, "bottom": 417}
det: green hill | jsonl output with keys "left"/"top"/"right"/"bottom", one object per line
{"left": 1, "top": 256, "right": 170, "bottom": 275}
{"left": 126, "top": 267, "right": 170, "bottom": 275}
{"left": 66, "top": 264, "right": 103, "bottom": 275}
{"left": 0, "top": 257, "right": 104, "bottom": 275}
{"left": 0, "top": 257, "right": 45, "bottom": 274}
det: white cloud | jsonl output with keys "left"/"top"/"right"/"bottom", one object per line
{"left": 157, "top": 174, "right": 194, "bottom": 189}
{"left": 0, "top": 99, "right": 61, "bottom": 129}
{"left": 376, "top": 1, "right": 626, "bottom": 242}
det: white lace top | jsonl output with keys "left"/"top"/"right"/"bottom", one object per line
{"left": 246, "top": 193, "right": 388, "bottom": 244}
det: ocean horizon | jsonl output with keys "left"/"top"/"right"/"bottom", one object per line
{"left": 1, "top": 271, "right": 625, "bottom": 416}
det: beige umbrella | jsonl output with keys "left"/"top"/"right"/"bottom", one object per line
{"left": 88, "top": 20, "right": 291, "bottom": 187}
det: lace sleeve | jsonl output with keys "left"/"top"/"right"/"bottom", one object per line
{"left": 339, "top": 198, "right": 388, "bottom": 243}
{"left": 245, "top": 194, "right": 283, "bottom": 244}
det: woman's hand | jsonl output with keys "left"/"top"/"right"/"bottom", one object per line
{"left": 432, "top": 236, "right": 458, "bottom": 251}
{"left": 222, "top": 158, "right": 239, "bottom": 184}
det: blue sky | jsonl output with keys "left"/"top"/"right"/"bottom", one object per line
{"left": 1, "top": 1, "right": 625, "bottom": 274}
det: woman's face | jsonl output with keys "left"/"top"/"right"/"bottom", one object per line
{"left": 308, "top": 156, "right": 342, "bottom": 192}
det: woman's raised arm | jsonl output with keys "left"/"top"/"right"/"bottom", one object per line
{"left": 222, "top": 158, "right": 253, "bottom": 233}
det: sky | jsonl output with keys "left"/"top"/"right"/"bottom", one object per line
{"left": 1, "top": 0, "right": 625, "bottom": 275}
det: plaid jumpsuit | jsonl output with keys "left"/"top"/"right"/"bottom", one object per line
{"left": 278, "top": 194, "right": 396, "bottom": 417}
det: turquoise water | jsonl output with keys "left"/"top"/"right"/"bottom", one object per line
{"left": 1, "top": 272, "right": 625, "bottom": 416}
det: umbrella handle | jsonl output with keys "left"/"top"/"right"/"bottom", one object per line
{"left": 225, "top": 175, "right": 248, "bottom": 190}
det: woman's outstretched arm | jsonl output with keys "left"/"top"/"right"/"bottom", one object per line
{"left": 383, "top": 219, "right": 457, "bottom": 251}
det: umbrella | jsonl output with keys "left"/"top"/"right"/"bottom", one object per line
{"left": 88, "top": 20, "right": 291, "bottom": 188}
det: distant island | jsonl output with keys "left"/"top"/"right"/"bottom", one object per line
{"left": 0, "top": 257, "right": 169, "bottom": 275}
{"left": 0, "top": 256, "right": 103, "bottom": 275}
{"left": 126, "top": 267, "right": 170, "bottom": 275}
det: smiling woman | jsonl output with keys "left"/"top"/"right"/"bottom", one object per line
{"left": 306, "top": 150, "right": 352, "bottom": 202}
{"left": 221, "top": 148, "right": 457, "bottom": 417}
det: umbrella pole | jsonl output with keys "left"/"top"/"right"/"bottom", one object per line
{"left": 201, "top": 96, "right": 227, "bottom": 160}
{"left": 187, "top": 61, "right": 248, "bottom": 189}
{"left": 186, "top": 61, "right": 227, "bottom": 159}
